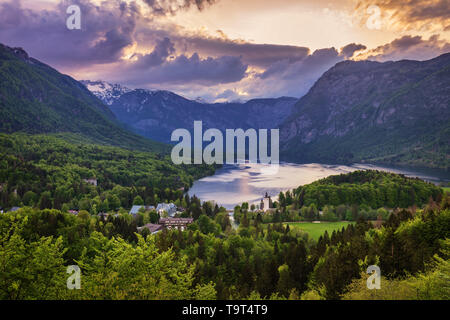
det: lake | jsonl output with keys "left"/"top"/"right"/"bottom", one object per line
{"left": 187, "top": 162, "right": 449, "bottom": 210}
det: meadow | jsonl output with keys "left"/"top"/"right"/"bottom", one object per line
{"left": 284, "top": 221, "right": 354, "bottom": 240}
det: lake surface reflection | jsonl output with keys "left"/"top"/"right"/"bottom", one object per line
{"left": 187, "top": 163, "right": 449, "bottom": 210}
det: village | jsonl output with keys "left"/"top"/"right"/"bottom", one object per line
{"left": 0, "top": 190, "right": 278, "bottom": 236}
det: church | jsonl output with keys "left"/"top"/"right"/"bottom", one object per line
{"left": 260, "top": 192, "right": 272, "bottom": 212}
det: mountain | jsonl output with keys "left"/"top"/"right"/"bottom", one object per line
{"left": 82, "top": 80, "right": 297, "bottom": 143}
{"left": 81, "top": 80, "right": 131, "bottom": 105}
{"left": 0, "top": 44, "right": 166, "bottom": 152}
{"left": 280, "top": 53, "right": 450, "bottom": 170}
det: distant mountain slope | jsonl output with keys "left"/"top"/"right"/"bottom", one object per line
{"left": 280, "top": 53, "right": 450, "bottom": 170}
{"left": 82, "top": 80, "right": 297, "bottom": 143}
{"left": 0, "top": 44, "right": 166, "bottom": 152}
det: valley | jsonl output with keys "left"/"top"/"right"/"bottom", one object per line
{"left": 0, "top": 43, "right": 448, "bottom": 301}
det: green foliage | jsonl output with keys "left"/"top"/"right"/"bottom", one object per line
{"left": 342, "top": 239, "right": 450, "bottom": 300}
{"left": 133, "top": 196, "right": 144, "bottom": 205}
{"left": 0, "top": 199, "right": 448, "bottom": 300}
{"left": 289, "top": 170, "right": 442, "bottom": 210}
{"left": 0, "top": 218, "right": 67, "bottom": 299}
{"left": 0, "top": 133, "right": 215, "bottom": 211}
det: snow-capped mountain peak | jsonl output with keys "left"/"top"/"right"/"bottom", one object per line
{"left": 81, "top": 80, "right": 131, "bottom": 105}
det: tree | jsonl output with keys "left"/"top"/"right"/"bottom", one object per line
{"left": 149, "top": 210, "right": 159, "bottom": 224}
{"left": 22, "top": 191, "right": 37, "bottom": 207}
{"left": 38, "top": 191, "right": 52, "bottom": 210}
{"left": 108, "top": 194, "right": 121, "bottom": 211}
{"left": 197, "top": 215, "right": 220, "bottom": 235}
{"left": 133, "top": 195, "right": 144, "bottom": 205}
{"left": 322, "top": 205, "right": 338, "bottom": 221}
{"left": 70, "top": 233, "right": 215, "bottom": 299}
{"left": 277, "top": 264, "right": 291, "bottom": 297}
{"left": 0, "top": 220, "right": 67, "bottom": 299}
{"left": 78, "top": 210, "right": 90, "bottom": 221}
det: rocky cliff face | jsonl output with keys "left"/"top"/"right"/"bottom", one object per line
{"left": 280, "top": 53, "right": 450, "bottom": 169}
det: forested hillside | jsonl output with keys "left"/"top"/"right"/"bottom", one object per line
{"left": 290, "top": 170, "right": 442, "bottom": 209}
{"left": 0, "top": 44, "right": 165, "bottom": 152}
{"left": 233, "top": 170, "right": 443, "bottom": 224}
{"left": 281, "top": 53, "right": 450, "bottom": 170}
{"left": 0, "top": 133, "right": 215, "bottom": 211}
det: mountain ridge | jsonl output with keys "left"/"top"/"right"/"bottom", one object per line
{"left": 280, "top": 52, "right": 450, "bottom": 170}
{"left": 0, "top": 44, "right": 167, "bottom": 153}
{"left": 82, "top": 80, "right": 298, "bottom": 143}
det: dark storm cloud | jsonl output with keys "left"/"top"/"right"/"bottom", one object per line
{"left": 143, "top": 0, "right": 219, "bottom": 15}
{"left": 0, "top": 0, "right": 138, "bottom": 67}
{"left": 115, "top": 37, "right": 248, "bottom": 86}
{"left": 0, "top": 0, "right": 246, "bottom": 86}
{"left": 151, "top": 53, "right": 247, "bottom": 84}
{"left": 340, "top": 43, "right": 367, "bottom": 58}
{"left": 131, "top": 37, "right": 176, "bottom": 68}
{"left": 177, "top": 36, "right": 311, "bottom": 67}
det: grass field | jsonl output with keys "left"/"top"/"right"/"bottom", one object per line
{"left": 284, "top": 221, "right": 354, "bottom": 241}
{"left": 442, "top": 187, "right": 450, "bottom": 193}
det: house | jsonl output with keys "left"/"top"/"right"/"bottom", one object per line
{"left": 371, "top": 215, "right": 384, "bottom": 229}
{"left": 83, "top": 178, "right": 97, "bottom": 186}
{"left": 137, "top": 223, "right": 164, "bottom": 235}
{"left": 159, "top": 218, "right": 193, "bottom": 231}
{"left": 260, "top": 193, "right": 272, "bottom": 212}
{"left": 156, "top": 203, "right": 177, "bottom": 217}
{"left": 98, "top": 212, "right": 109, "bottom": 219}
{"left": 68, "top": 210, "right": 79, "bottom": 215}
{"left": 8, "top": 206, "right": 21, "bottom": 212}
{"left": 129, "top": 205, "right": 155, "bottom": 216}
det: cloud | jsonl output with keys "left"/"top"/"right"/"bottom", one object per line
{"left": 130, "top": 37, "right": 175, "bottom": 68}
{"left": 252, "top": 45, "right": 370, "bottom": 97}
{"left": 177, "top": 36, "right": 311, "bottom": 68}
{"left": 0, "top": 0, "right": 447, "bottom": 102}
{"left": 108, "top": 37, "right": 248, "bottom": 86}
{"left": 0, "top": 0, "right": 139, "bottom": 67}
{"left": 132, "top": 53, "right": 248, "bottom": 85}
{"left": 355, "top": 0, "right": 450, "bottom": 32}
{"left": 142, "top": 0, "right": 219, "bottom": 16}
{"left": 340, "top": 43, "right": 367, "bottom": 58}
{"left": 0, "top": 1, "right": 246, "bottom": 86}
{"left": 357, "top": 34, "right": 450, "bottom": 61}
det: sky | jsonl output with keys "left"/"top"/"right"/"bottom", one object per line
{"left": 0, "top": 0, "right": 449, "bottom": 102}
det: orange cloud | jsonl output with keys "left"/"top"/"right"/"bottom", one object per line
{"left": 355, "top": 0, "right": 450, "bottom": 32}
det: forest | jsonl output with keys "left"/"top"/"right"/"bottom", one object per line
{"left": 0, "top": 163, "right": 448, "bottom": 300}
{"left": 0, "top": 133, "right": 216, "bottom": 212}
{"left": 233, "top": 170, "right": 443, "bottom": 224}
